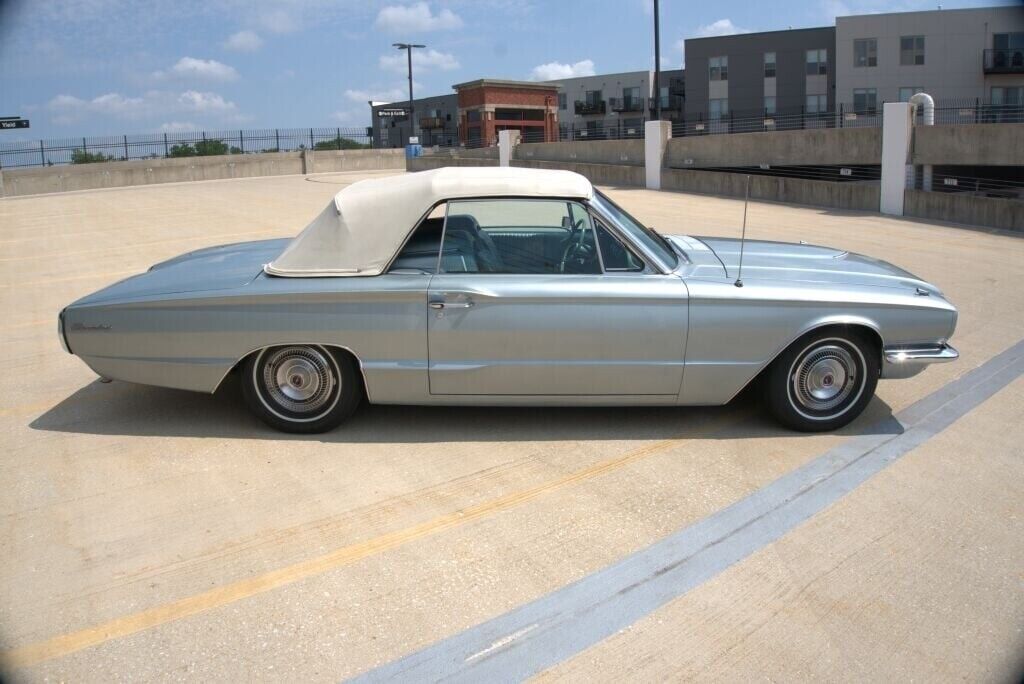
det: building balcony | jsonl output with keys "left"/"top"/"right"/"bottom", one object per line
{"left": 609, "top": 97, "right": 644, "bottom": 113}
{"left": 649, "top": 94, "right": 684, "bottom": 113}
{"left": 419, "top": 116, "right": 446, "bottom": 129}
{"left": 574, "top": 100, "right": 606, "bottom": 116}
{"left": 984, "top": 48, "right": 1024, "bottom": 74}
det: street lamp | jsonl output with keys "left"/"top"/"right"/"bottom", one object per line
{"left": 393, "top": 42, "right": 425, "bottom": 144}
{"left": 653, "top": 0, "right": 661, "bottom": 121}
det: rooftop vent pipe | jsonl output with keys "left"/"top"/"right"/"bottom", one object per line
{"left": 909, "top": 92, "right": 935, "bottom": 190}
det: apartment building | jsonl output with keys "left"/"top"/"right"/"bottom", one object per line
{"left": 835, "top": 6, "right": 1024, "bottom": 110}
{"left": 371, "top": 93, "right": 458, "bottom": 148}
{"left": 684, "top": 27, "right": 836, "bottom": 123}
{"left": 546, "top": 68, "right": 685, "bottom": 138}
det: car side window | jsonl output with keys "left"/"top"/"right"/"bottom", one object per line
{"left": 389, "top": 203, "right": 447, "bottom": 273}
{"left": 440, "top": 199, "right": 601, "bottom": 275}
{"left": 594, "top": 219, "right": 645, "bottom": 271}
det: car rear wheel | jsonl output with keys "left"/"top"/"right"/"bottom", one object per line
{"left": 765, "top": 329, "right": 878, "bottom": 432}
{"left": 241, "top": 345, "right": 361, "bottom": 433}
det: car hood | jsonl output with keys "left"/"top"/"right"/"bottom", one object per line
{"left": 72, "top": 238, "right": 288, "bottom": 306}
{"left": 690, "top": 236, "right": 939, "bottom": 293}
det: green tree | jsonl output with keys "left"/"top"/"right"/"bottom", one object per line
{"left": 193, "top": 139, "right": 230, "bottom": 156}
{"left": 70, "top": 149, "right": 112, "bottom": 164}
{"left": 167, "top": 143, "right": 197, "bottom": 158}
{"left": 313, "top": 136, "right": 370, "bottom": 151}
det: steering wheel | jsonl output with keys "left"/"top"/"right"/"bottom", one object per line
{"left": 559, "top": 219, "right": 598, "bottom": 273}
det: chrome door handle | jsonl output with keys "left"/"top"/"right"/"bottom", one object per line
{"left": 428, "top": 301, "right": 473, "bottom": 309}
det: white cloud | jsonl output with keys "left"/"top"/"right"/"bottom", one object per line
{"left": 331, "top": 108, "right": 369, "bottom": 126}
{"left": 47, "top": 89, "right": 240, "bottom": 125}
{"left": 819, "top": 0, "right": 852, "bottom": 20}
{"left": 529, "top": 59, "right": 596, "bottom": 81}
{"left": 177, "top": 90, "right": 237, "bottom": 113}
{"left": 160, "top": 121, "right": 198, "bottom": 132}
{"left": 224, "top": 30, "right": 263, "bottom": 52}
{"left": 379, "top": 48, "right": 459, "bottom": 73}
{"left": 258, "top": 8, "right": 300, "bottom": 34}
{"left": 344, "top": 87, "right": 407, "bottom": 104}
{"left": 162, "top": 57, "right": 239, "bottom": 81}
{"left": 693, "top": 19, "right": 750, "bottom": 38}
{"left": 374, "top": 2, "right": 464, "bottom": 32}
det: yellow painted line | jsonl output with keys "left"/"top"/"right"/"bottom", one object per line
{"left": 3, "top": 413, "right": 732, "bottom": 669}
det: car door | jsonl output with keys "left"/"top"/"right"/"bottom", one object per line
{"left": 426, "top": 198, "right": 688, "bottom": 396}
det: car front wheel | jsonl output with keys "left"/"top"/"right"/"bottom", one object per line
{"left": 765, "top": 329, "right": 879, "bottom": 432}
{"left": 241, "top": 345, "right": 361, "bottom": 433}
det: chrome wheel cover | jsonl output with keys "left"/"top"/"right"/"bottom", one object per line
{"left": 259, "top": 346, "right": 337, "bottom": 417}
{"left": 789, "top": 341, "right": 863, "bottom": 419}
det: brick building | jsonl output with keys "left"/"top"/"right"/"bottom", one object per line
{"left": 453, "top": 79, "right": 560, "bottom": 145}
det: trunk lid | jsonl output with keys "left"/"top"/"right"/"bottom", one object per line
{"left": 72, "top": 238, "right": 288, "bottom": 306}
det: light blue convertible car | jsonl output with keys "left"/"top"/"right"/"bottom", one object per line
{"left": 59, "top": 167, "right": 958, "bottom": 433}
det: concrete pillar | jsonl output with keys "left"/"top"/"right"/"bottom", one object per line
{"left": 880, "top": 102, "right": 912, "bottom": 216}
{"left": 644, "top": 120, "right": 671, "bottom": 190}
{"left": 498, "top": 129, "right": 520, "bottom": 167}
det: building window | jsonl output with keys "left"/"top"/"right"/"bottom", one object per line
{"left": 558, "top": 92, "right": 567, "bottom": 110}
{"left": 806, "top": 49, "right": 827, "bottom": 75}
{"left": 994, "top": 32, "right": 1024, "bottom": 49}
{"left": 900, "top": 35, "right": 925, "bottom": 65}
{"left": 658, "top": 85, "right": 670, "bottom": 109}
{"left": 898, "top": 87, "right": 924, "bottom": 102}
{"left": 805, "top": 94, "right": 827, "bottom": 113}
{"left": 991, "top": 86, "right": 1023, "bottom": 105}
{"left": 709, "top": 98, "right": 728, "bottom": 120}
{"left": 853, "top": 88, "right": 877, "bottom": 114}
{"left": 854, "top": 39, "right": 877, "bottom": 67}
{"left": 585, "top": 90, "right": 603, "bottom": 105}
{"left": 764, "top": 96, "right": 776, "bottom": 114}
{"left": 709, "top": 56, "right": 728, "bottom": 81}
{"left": 622, "top": 86, "right": 640, "bottom": 108}
{"left": 764, "top": 52, "right": 776, "bottom": 78}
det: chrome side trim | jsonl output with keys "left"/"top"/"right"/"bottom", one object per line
{"left": 58, "top": 309, "right": 72, "bottom": 354}
{"left": 881, "top": 343, "right": 959, "bottom": 379}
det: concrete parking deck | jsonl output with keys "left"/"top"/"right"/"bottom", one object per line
{"left": 1, "top": 171, "right": 1021, "bottom": 681}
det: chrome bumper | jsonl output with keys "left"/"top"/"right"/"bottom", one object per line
{"left": 881, "top": 343, "right": 959, "bottom": 379}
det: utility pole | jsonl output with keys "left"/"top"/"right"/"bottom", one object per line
{"left": 393, "top": 42, "right": 425, "bottom": 144}
{"left": 653, "top": 0, "right": 661, "bottom": 121}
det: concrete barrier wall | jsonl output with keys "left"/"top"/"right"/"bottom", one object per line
{"left": 665, "top": 127, "right": 882, "bottom": 168}
{"left": 406, "top": 155, "right": 642, "bottom": 187}
{"left": 512, "top": 159, "right": 644, "bottom": 186}
{"left": 0, "top": 148, "right": 405, "bottom": 197}
{"left": 912, "top": 123, "right": 1024, "bottom": 167}
{"left": 662, "top": 168, "right": 881, "bottom": 211}
{"left": 407, "top": 156, "right": 499, "bottom": 171}
{"left": 904, "top": 188, "right": 1024, "bottom": 232}
{"left": 515, "top": 140, "right": 645, "bottom": 167}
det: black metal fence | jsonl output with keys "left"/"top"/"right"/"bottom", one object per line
{"left": 0, "top": 126, "right": 372, "bottom": 169}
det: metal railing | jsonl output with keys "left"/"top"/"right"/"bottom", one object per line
{"left": 574, "top": 101, "right": 607, "bottom": 116}
{"left": 0, "top": 126, "right": 372, "bottom": 169}
{"left": 609, "top": 97, "right": 645, "bottom": 113}
{"left": 983, "top": 48, "right": 1024, "bottom": 74}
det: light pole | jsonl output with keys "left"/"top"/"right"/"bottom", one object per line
{"left": 393, "top": 42, "right": 425, "bottom": 144}
{"left": 653, "top": 0, "right": 661, "bottom": 121}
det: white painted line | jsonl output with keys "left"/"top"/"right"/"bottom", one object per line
{"left": 350, "top": 338, "right": 1024, "bottom": 684}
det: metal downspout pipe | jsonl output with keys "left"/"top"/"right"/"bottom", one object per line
{"left": 909, "top": 92, "right": 935, "bottom": 191}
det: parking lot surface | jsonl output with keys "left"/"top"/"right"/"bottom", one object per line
{"left": 1, "top": 171, "right": 1022, "bottom": 681}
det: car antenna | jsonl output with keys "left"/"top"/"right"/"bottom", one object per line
{"left": 734, "top": 174, "right": 751, "bottom": 288}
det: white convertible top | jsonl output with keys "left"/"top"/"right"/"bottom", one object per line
{"left": 265, "top": 166, "right": 594, "bottom": 277}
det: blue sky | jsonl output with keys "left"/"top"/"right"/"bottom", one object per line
{"left": 0, "top": 0, "right": 1012, "bottom": 139}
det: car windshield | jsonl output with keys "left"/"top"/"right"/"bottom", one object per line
{"left": 591, "top": 191, "right": 678, "bottom": 269}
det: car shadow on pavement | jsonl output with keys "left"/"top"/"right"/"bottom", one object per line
{"left": 29, "top": 376, "right": 903, "bottom": 444}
